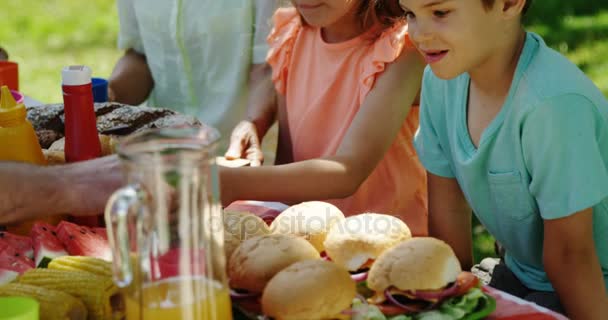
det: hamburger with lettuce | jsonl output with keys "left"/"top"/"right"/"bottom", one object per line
{"left": 351, "top": 237, "right": 496, "bottom": 320}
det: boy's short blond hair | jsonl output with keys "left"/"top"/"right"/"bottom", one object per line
{"left": 482, "top": 0, "right": 533, "bottom": 15}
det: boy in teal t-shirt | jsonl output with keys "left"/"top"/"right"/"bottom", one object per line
{"left": 401, "top": 0, "right": 608, "bottom": 318}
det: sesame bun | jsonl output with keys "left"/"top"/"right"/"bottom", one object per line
{"left": 270, "top": 201, "right": 345, "bottom": 252}
{"left": 228, "top": 234, "right": 319, "bottom": 293}
{"left": 367, "top": 237, "right": 462, "bottom": 292}
{"left": 262, "top": 260, "right": 355, "bottom": 320}
{"left": 223, "top": 210, "right": 270, "bottom": 261}
{"left": 323, "top": 213, "right": 412, "bottom": 271}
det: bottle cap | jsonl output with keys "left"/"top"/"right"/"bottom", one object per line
{"left": 61, "top": 65, "right": 92, "bottom": 86}
{"left": 0, "top": 296, "right": 39, "bottom": 320}
{"left": 0, "top": 85, "right": 26, "bottom": 127}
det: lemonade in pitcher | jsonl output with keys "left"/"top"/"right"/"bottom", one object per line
{"left": 105, "top": 127, "right": 231, "bottom": 320}
{"left": 125, "top": 276, "right": 232, "bottom": 320}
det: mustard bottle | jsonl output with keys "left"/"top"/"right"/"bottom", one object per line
{"left": 0, "top": 86, "right": 46, "bottom": 165}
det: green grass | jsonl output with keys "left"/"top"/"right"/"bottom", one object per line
{"left": 1, "top": 0, "right": 121, "bottom": 103}
{"left": 3, "top": 0, "right": 607, "bottom": 263}
{"left": 527, "top": 9, "right": 608, "bottom": 97}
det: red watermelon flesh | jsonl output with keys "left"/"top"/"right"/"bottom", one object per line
{"left": 0, "top": 241, "right": 34, "bottom": 267}
{"left": 91, "top": 228, "right": 108, "bottom": 241}
{"left": 0, "top": 250, "right": 34, "bottom": 270}
{"left": 0, "top": 249, "right": 35, "bottom": 284}
{"left": 30, "top": 221, "right": 68, "bottom": 267}
{"left": 0, "top": 231, "right": 33, "bottom": 259}
{"left": 56, "top": 221, "right": 111, "bottom": 261}
{"left": 0, "top": 242, "right": 20, "bottom": 257}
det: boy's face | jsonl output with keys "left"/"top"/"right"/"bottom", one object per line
{"left": 399, "top": 0, "right": 505, "bottom": 79}
{"left": 291, "top": 0, "right": 359, "bottom": 28}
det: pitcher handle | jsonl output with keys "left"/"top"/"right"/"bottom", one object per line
{"left": 104, "top": 184, "right": 146, "bottom": 288}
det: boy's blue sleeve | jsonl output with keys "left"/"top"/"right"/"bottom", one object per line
{"left": 414, "top": 68, "right": 455, "bottom": 178}
{"left": 117, "top": 0, "right": 144, "bottom": 54}
{"left": 522, "top": 94, "right": 608, "bottom": 219}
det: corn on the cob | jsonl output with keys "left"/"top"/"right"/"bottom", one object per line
{"left": 48, "top": 256, "right": 112, "bottom": 278}
{"left": 0, "top": 283, "right": 87, "bottom": 320}
{"left": 18, "top": 269, "right": 122, "bottom": 320}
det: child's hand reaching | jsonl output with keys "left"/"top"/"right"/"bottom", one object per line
{"left": 225, "top": 120, "right": 264, "bottom": 167}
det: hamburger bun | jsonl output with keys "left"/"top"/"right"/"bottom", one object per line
{"left": 262, "top": 260, "right": 355, "bottom": 320}
{"left": 324, "top": 213, "right": 412, "bottom": 271}
{"left": 367, "top": 237, "right": 462, "bottom": 292}
{"left": 99, "top": 134, "right": 118, "bottom": 156}
{"left": 43, "top": 149, "right": 66, "bottom": 165}
{"left": 270, "top": 201, "right": 345, "bottom": 252}
{"left": 224, "top": 200, "right": 288, "bottom": 226}
{"left": 228, "top": 234, "right": 319, "bottom": 293}
{"left": 223, "top": 210, "right": 270, "bottom": 260}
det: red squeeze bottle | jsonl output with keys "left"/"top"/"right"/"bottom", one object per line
{"left": 62, "top": 65, "right": 102, "bottom": 227}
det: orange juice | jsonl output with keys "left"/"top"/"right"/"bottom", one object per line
{"left": 125, "top": 276, "right": 232, "bottom": 320}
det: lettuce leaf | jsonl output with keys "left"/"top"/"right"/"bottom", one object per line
{"left": 416, "top": 288, "right": 496, "bottom": 320}
{"left": 350, "top": 288, "right": 495, "bottom": 320}
{"left": 351, "top": 298, "right": 391, "bottom": 320}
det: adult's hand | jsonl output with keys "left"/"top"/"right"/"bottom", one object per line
{"left": 0, "top": 156, "right": 123, "bottom": 225}
{"left": 225, "top": 120, "right": 264, "bottom": 167}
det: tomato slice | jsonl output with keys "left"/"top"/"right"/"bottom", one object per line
{"left": 454, "top": 271, "right": 480, "bottom": 296}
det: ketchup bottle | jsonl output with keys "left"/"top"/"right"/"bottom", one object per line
{"left": 62, "top": 65, "right": 102, "bottom": 227}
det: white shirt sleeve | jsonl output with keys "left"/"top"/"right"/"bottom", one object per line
{"left": 116, "top": 0, "right": 145, "bottom": 54}
{"left": 252, "top": 0, "right": 278, "bottom": 64}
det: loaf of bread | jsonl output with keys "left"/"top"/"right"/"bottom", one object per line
{"left": 27, "top": 102, "right": 202, "bottom": 150}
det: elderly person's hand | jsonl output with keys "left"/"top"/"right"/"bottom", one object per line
{"left": 0, "top": 47, "right": 8, "bottom": 61}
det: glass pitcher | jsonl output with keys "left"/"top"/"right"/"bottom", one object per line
{"left": 105, "top": 126, "right": 232, "bottom": 320}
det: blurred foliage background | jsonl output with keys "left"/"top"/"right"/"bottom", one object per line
{"left": 2, "top": 0, "right": 607, "bottom": 262}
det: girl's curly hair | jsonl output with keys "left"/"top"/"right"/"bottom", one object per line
{"left": 293, "top": 0, "right": 405, "bottom": 33}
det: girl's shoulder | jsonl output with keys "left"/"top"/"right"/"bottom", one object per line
{"left": 360, "top": 21, "right": 416, "bottom": 99}
{"left": 367, "top": 21, "right": 413, "bottom": 63}
{"left": 267, "top": 7, "right": 303, "bottom": 95}
{"left": 268, "top": 7, "right": 302, "bottom": 48}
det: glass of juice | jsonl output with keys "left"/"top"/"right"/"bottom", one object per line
{"left": 105, "top": 126, "right": 232, "bottom": 320}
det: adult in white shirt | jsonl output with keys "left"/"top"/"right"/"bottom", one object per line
{"left": 108, "top": 0, "right": 278, "bottom": 143}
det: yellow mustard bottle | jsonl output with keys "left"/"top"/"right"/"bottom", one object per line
{"left": 0, "top": 86, "right": 63, "bottom": 235}
{"left": 0, "top": 86, "right": 46, "bottom": 165}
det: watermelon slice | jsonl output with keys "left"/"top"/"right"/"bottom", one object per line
{"left": 91, "top": 227, "right": 108, "bottom": 241}
{"left": 0, "top": 242, "right": 20, "bottom": 257}
{"left": 56, "top": 221, "right": 112, "bottom": 261}
{"left": 30, "top": 221, "right": 68, "bottom": 268}
{"left": 0, "top": 231, "right": 33, "bottom": 259}
{"left": 0, "top": 249, "right": 34, "bottom": 285}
